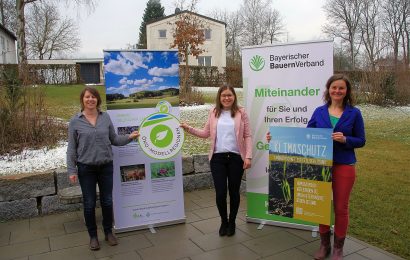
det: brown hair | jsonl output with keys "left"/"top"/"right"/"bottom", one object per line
{"left": 323, "top": 74, "right": 355, "bottom": 107}
{"left": 214, "top": 85, "right": 239, "bottom": 118}
{"left": 80, "top": 87, "right": 102, "bottom": 111}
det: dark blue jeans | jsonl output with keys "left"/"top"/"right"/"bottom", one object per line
{"left": 77, "top": 162, "right": 114, "bottom": 238}
{"left": 210, "top": 152, "right": 244, "bottom": 224}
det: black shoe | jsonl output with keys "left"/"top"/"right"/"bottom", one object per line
{"left": 227, "top": 222, "right": 236, "bottom": 236}
{"left": 219, "top": 221, "right": 228, "bottom": 236}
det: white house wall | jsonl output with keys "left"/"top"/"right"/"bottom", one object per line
{"left": 147, "top": 14, "right": 226, "bottom": 68}
{"left": 0, "top": 30, "right": 17, "bottom": 64}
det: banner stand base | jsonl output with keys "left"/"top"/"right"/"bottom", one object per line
{"left": 246, "top": 216, "right": 317, "bottom": 232}
{"left": 114, "top": 218, "right": 186, "bottom": 233}
{"left": 148, "top": 225, "right": 157, "bottom": 234}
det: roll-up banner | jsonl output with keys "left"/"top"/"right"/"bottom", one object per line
{"left": 103, "top": 50, "right": 185, "bottom": 232}
{"left": 242, "top": 40, "right": 334, "bottom": 230}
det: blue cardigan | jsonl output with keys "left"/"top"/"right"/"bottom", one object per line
{"left": 307, "top": 104, "right": 366, "bottom": 164}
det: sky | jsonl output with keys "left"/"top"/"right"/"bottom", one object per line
{"left": 104, "top": 50, "right": 179, "bottom": 96}
{"left": 63, "top": 0, "right": 328, "bottom": 58}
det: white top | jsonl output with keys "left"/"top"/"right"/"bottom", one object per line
{"left": 215, "top": 110, "right": 240, "bottom": 154}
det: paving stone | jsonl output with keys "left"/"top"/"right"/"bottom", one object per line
{"left": 63, "top": 220, "right": 87, "bottom": 234}
{"left": 93, "top": 234, "right": 152, "bottom": 258}
{"left": 236, "top": 222, "right": 282, "bottom": 238}
{"left": 49, "top": 231, "right": 89, "bottom": 250}
{"left": 0, "top": 198, "right": 38, "bottom": 221}
{"left": 356, "top": 247, "right": 402, "bottom": 260}
{"left": 243, "top": 230, "right": 307, "bottom": 257}
{"left": 0, "top": 171, "right": 55, "bottom": 202}
{"left": 191, "top": 228, "right": 252, "bottom": 251}
{"left": 144, "top": 223, "right": 203, "bottom": 245}
{"left": 262, "top": 248, "right": 313, "bottom": 260}
{"left": 98, "top": 251, "right": 142, "bottom": 260}
{"left": 0, "top": 238, "right": 49, "bottom": 259}
{"left": 193, "top": 154, "right": 210, "bottom": 173}
{"left": 0, "top": 231, "right": 9, "bottom": 246}
{"left": 192, "top": 206, "right": 220, "bottom": 220}
{"left": 29, "top": 245, "right": 94, "bottom": 260}
{"left": 191, "top": 244, "right": 260, "bottom": 260}
{"left": 137, "top": 239, "right": 203, "bottom": 260}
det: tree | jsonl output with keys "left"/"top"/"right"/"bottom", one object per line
{"left": 138, "top": 0, "right": 165, "bottom": 49}
{"left": 15, "top": 0, "right": 96, "bottom": 65}
{"left": 382, "top": 0, "right": 405, "bottom": 67}
{"left": 239, "top": 0, "right": 271, "bottom": 46}
{"left": 266, "top": 7, "right": 284, "bottom": 44}
{"left": 323, "top": 0, "right": 364, "bottom": 69}
{"left": 26, "top": 2, "right": 80, "bottom": 59}
{"left": 170, "top": 10, "right": 206, "bottom": 94}
{"left": 359, "top": 0, "right": 384, "bottom": 70}
{"left": 209, "top": 9, "right": 243, "bottom": 65}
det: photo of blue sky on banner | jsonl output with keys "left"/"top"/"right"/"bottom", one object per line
{"left": 104, "top": 51, "right": 180, "bottom": 97}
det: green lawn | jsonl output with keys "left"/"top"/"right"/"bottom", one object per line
{"left": 107, "top": 96, "right": 179, "bottom": 110}
{"left": 42, "top": 85, "right": 409, "bottom": 259}
{"left": 42, "top": 84, "right": 106, "bottom": 120}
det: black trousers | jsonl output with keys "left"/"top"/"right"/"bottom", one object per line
{"left": 210, "top": 152, "right": 244, "bottom": 223}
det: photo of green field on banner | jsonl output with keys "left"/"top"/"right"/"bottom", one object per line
{"left": 268, "top": 126, "right": 333, "bottom": 225}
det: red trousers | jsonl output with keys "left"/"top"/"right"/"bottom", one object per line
{"left": 319, "top": 164, "right": 356, "bottom": 237}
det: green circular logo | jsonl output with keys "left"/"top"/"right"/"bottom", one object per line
{"left": 249, "top": 55, "right": 265, "bottom": 71}
{"left": 150, "top": 124, "right": 173, "bottom": 148}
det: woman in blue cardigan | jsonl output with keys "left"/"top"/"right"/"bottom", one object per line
{"left": 308, "top": 74, "right": 366, "bottom": 260}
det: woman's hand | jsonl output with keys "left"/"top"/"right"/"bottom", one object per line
{"left": 69, "top": 175, "right": 78, "bottom": 184}
{"left": 332, "top": 132, "right": 346, "bottom": 143}
{"left": 266, "top": 132, "right": 271, "bottom": 142}
{"left": 243, "top": 158, "right": 252, "bottom": 169}
{"left": 180, "top": 122, "right": 190, "bottom": 131}
{"left": 129, "top": 131, "right": 140, "bottom": 140}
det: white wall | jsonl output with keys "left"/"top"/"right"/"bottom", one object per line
{"left": 147, "top": 13, "right": 226, "bottom": 68}
{"left": 0, "top": 31, "right": 17, "bottom": 64}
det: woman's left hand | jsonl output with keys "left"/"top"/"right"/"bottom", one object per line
{"left": 129, "top": 131, "right": 140, "bottom": 140}
{"left": 243, "top": 158, "right": 252, "bottom": 169}
{"left": 332, "top": 132, "right": 346, "bottom": 143}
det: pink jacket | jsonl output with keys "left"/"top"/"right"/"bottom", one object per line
{"left": 188, "top": 107, "right": 252, "bottom": 161}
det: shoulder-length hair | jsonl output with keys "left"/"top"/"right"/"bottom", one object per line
{"left": 80, "top": 87, "right": 102, "bottom": 111}
{"left": 214, "top": 85, "right": 240, "bottom": 118}
{"left": 323, "top": 74, "right": 355, "bottom": 107}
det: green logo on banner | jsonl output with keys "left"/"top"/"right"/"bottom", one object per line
{"left": 139, "top": 111, "right": 184, "bottom": 159}
{"left": 150, "top": 124, "right": 173, "bottom": 148}
{"left": 249, "top": 55, "right": 265, "bottom": 71}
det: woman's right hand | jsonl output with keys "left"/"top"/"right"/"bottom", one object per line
{"left": 180, "top": 122, "right": 190, "bottom": 131}
{"left": 69, "top": 175, "right": 78, "bottom": 184}
{"left": 266, "top": 132, "right": 271, "bottom": 142}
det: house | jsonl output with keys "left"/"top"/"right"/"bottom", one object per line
{"left": 27, "top": 58, "right": 104, "bottom": 84}
{"left": 146, "top": 10, "right": 226, "bottom": 68}
{"left": 0, "top": 23, "right": 17, "bottom": 64}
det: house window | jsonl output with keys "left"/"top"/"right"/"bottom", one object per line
{"left": 200, "top": 29, "right": 211, "bottom": 40}
{"left": 198, "top": 56, "right": 212, "bottom": 66}
{"left": 159, "top": 29, "right": 167, "bottom": 38}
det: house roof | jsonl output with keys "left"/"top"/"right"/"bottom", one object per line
{"left": 0, "top": 23, "right": 17, "bottom": 40}
{"left": 146, "top": 10, "right": 226, "bottom": 27}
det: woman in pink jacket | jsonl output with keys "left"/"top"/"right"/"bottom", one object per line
{"left": 181, "top": 85, "right": 252, "bottom": 237}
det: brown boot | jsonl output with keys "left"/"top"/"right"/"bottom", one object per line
{"left": 89, "top": 237, "right": 100, "bottom": 250}
{"left": 314, "top": 231, "right": 331, "bottom": 260}
{"left": 332, "top": 235, "right": 345, "bottom": 260}
{"left": 105, "top": 232, "right": 118, "bottom": 246}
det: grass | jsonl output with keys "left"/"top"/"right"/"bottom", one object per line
{"left": 107, "top": 96, "right": 179, "bottom": 110}
{"left": 41, "top": 85, "right": 409, "bottom": 258}
{"left": 42, "top": 84, "right": 106, "bottom": 120}
{"left": 350, "top": 113, "right": 410, "bottom": 259}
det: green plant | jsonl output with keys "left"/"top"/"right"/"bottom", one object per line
{"left": 281, "top": 161, "right": 291, "bottom": 203}
{"left": 321, "top": 166, "right": 332, "bottom": 182}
